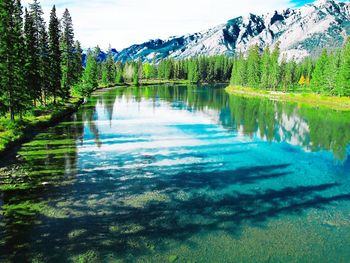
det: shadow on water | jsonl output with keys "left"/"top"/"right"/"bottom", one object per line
{"left": 1, "top": 160, "right": 350, "bottom": 261}
{"left": 0, "top": 84, "right": 350, "bottom": 262}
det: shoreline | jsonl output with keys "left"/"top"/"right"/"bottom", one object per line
{"left": 0, "top": 81, "right": 193, "bottom": 159}
{"left": 225, "top": 86, "right": 350, "bottom": 111}
{"left": 0, "top": 97, "right": 84, "bottom": 160}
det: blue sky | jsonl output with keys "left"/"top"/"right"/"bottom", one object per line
{"left": 291, "top": 0, "right": 314, "bottom": 6}
{"left": 291, "top": 0, "right": 315, "bottom": 6}
{"left": 22, "top": 0, "right": 347, "bottom": 50}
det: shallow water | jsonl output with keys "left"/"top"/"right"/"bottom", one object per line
{"left": 1, "top": 84, "right": 350, "bottom": 262}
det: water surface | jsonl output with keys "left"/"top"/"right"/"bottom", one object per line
{"left": 1, "top": 85, "right": 350, "bottom": 262}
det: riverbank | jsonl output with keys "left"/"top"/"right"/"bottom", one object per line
{"left": 0, "top": 81, "right": 191, "bottom": 158}
{"left": 225, "top": 86, "right": 350, "bottom": 111}
{"left": 0, "top": 97, "right": 85, "bottom": 159}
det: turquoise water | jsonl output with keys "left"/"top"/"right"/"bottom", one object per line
{"left": 1, "top": 84, "right": 350, "bottom": 262}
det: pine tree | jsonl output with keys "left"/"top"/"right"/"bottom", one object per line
{"left": 324, "top": 51, "right": 341, "bottom": 95}
{"left": 115, "top": 62, "right": 124, "bottom": 84}
{"left": 13, "top": 0, "right": 28, "bottom": 116}
{"left": 73, "top": 40, "right": 83, "bottom": 83}
{"left": 48, "top": 5, "right": 61, "bottom": 103}
{"left": 29, "top": 0, "right": 46, "bottom": 103}
{"left": 60, "top": 8, "right": 75, "bottom": 99}
{"left": 283, "top": 58, "right": 296, "bottom": 92}
{"left": 311, "top": 49, "right": 328, "bottom": 93}
{"left": 187, "top": 59, "right": 200, "bottom": 83}
{"left": 80, "top": 50, "right": 98, "bottom": 96}
{"left": 237, "top": 53, "right": 247, "bottom": 86}
{"left": 40, "top": 24, "right": 50, "bottom": 104}
{"left": 270, "top": 43, "right": 281, "bottom": 91}
{"left": 0, "top": 0, "right": 15, "bottom": 119}
{"left": 105, "top": 46, "right": 116, "bottom": 85}
{"left": 336, "top": 37, "right": 350, "bottom": 96}
{"left": 133, "top": 62, "right": 139, "bottom": 85}
{"left": 0, "top": 0, "right": 6, "bottom": 114}
{"left": 24, "top": 7, "right": 40, "bottom": 106}
{"left": 246, "top": 44, "right": 261, "bottom": 88}
{"left": 101, "top": 62, "right": 108, "bottom": 86}
{"left": 0, "top": 0, "right": 27, "bottom": 119}
{"left": 260, "top": 46, "right": 271, "bottom": 90}
{"left": 304, "top": 57, "right": 313, "bottom": 83}
{"left": 94, "top": 45, "right": 103, "bottom": 82}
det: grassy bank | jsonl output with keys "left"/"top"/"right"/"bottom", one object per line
{"left": 0, "top": 97, "right": 84, "bottom": 158}
{"left": 97, "top": 80, "right": 191, "bottom": 88}
{"left": 225, "top": 86, "right": 350, "bottom": 111}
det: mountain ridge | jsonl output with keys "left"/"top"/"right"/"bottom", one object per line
{"left": 103, "top": 0, "right": 350, "bottom": 62}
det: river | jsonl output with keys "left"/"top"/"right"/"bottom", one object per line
{"left": 1, "top": 84, "right": 350, "bottom": 262}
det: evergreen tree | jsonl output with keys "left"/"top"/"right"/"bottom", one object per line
{"left": 13, "top": 0, "right": 28, "bottom": 116}
{"left": 270, "top": 43, "right": 281, "bottom": 91}
{"left": 236, "top": 53, "right": 247, "bottom": 86}
{"left": 283, "top": 58, "right": 296, "bottom": 92}
{"left": 115, "top": 62, "right": 124, "bottom": 84}
{"left": 0, "top": 0, "right": 27, "bottom": 119}
{"left": 80, "top": 50, "right": 98, "bottom": 96}
{"left": 39, "top": 24, "right": 50, "bottom": 104}
{"left": 187, "top": 59, "right": 200, "bottom": 83}
{"left": 29, "top": 0, "right": 46, "bottom": 103}
{"left": 48, "top": 5, "right": 61, "bottom": 103}
{"left": 246, "top": 44, "right": 261, "bottom": 88}
{"left": 324, "top": 50, "right": 341, "bottom": 95}
{"left": 94, "top": 45, "right": 103, "bottom": 82}
{"left": 133, "top": 61, "right": 140, "bottom": 85}
{"left": 73, "top": 40, "right": 83, "bottom": 83}
{"left": 105, "top": 46, "right": 116, "bottom": 85}
{"left": 24, "top": 7, "right": 40, "bottom": 106}
{"left": 60, "top": 8, "right": 75, "bottom": 99}
{"left": 260, "top": 46, "right": 271, "bottom": 89}
{"left": 304, "top": 57, "right": 313, "bottom": 84}
{"left": 311, "top": 49, "right": 328, "bottom": 93}
{"left": 0, "top": 0, "right": 15, "bottom": 119}
{"left": 336, "top": 37, "right": 350, "bottom": 96}
{"left": 101, "top": 62, "right": 108, "bottom": 86}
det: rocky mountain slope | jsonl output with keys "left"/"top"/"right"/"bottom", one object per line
{"left": 111, "top": 0, "right": 350, "bottom": 62}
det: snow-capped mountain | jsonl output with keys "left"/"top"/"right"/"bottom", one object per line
{"left": 112, "top": 0, "right": 350, "bottom": 62}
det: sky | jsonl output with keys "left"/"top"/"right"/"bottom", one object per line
{"left": 21, "top": 0, "right": 343, "bottom": 50}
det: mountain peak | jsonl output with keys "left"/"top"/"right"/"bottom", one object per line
{"left": 111, "top": 0, "right": 349, "bottom": 63}
{"left": 313, "top": 0, "right": 333, "bottom": 5}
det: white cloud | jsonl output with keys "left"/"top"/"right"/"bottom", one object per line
{"left": 23, "top": 0, "right": 301, "bottom": 50}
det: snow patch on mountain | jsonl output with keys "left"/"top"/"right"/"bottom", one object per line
{"left": 109, "top": 0, "right": 350, "bottom": 62}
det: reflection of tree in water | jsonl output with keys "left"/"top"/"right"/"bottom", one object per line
{"left": 118, "top": 85, "right": 350, "bottom": 160}
{"left": 1, "top": 85, "right": 350, "bottom": 261}
{"left": 300, "top": 107, "right": 350, "bottom": 160}
{"left": 81, "top": 89, "right": 122, "bottom": 145}
{"left": 227, "top": 96, "right": 350, "bottom": 161}
{"left": 82, "top": 95, "right": 102, "bottom": 148}
{"left": 104, "top": 92, "right": 115, "bottom": 127}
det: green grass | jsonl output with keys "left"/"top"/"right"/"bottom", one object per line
{"left": 225, "top": 86, "right": 350, "bottom": 111}
{"left": 0, "top": 97, "right": 83, "bottom": 155}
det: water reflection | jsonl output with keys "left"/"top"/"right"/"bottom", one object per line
{"left": 89, "top": 85, "right": 350, "bottom": 160}
{"left": 0, "top": 85, "right": 350, "bottom": 262}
